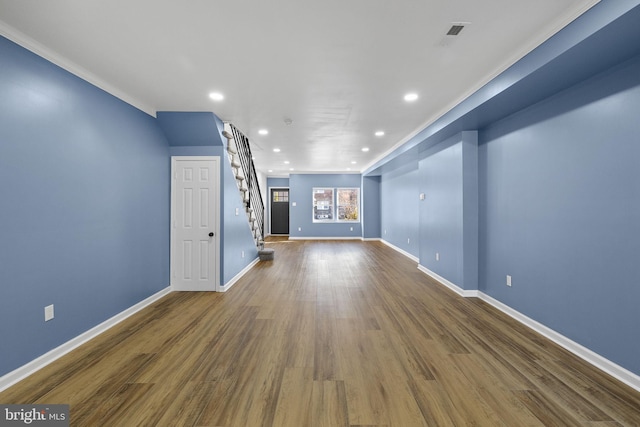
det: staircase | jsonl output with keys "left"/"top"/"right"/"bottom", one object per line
{"left": 222, "top": 123, "right": 265, "bottom": 249}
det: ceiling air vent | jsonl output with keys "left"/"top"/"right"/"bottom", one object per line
{"left": 446, "top": 24, "right": 465, "bottom": 36}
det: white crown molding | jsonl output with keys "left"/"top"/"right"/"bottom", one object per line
{"left": 0, "top": 20, "right": 157, "bottom": 117}
{"left": 362, "top": 0, "right": 602, "bottom": 175}
{"left": 0, "top": 286, "right": 172, "bottom": 393}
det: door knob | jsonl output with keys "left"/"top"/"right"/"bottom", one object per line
{"left": 208, "top": 232, "right": 214, "bottom": 237}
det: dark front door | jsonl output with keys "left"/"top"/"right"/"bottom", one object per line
{"left": 271, "top": 188, "right": 290, "bottom": 235}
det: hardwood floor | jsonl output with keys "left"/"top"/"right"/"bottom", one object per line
{"left": 2, "top": 240, "right": 639, "bottom": 426}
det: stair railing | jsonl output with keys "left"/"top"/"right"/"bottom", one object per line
{"left": 224, "top": 123, "right": 265, "bottom": 247}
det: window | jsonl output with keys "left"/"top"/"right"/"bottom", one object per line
{"left": 337, "top": 188, "right": 359, "bottom": 222}
{"left": 272, "top": 190, "right": 288, "bottom": 202}
{"left": 313, "top": 188, "right": 334, "bottom": 222}
{"left": 312, "top": 187, "right": 360, "bottom": 223}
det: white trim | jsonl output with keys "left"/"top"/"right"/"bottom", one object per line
{"left": 416, "top": 265, "right": 640, "bottom": 393}
{"left": 380, "top": 239, "right": 419, "bottom": 263}
{"left": 0, "top": 21, "right": 156, "bottom": 117}
{"left": 418, "top": 265, "right": 479, "bottom": 298}
{"left": 0, "top": 287, "right": 171, "bottom": 392}
{"left": 220, "top": 257, "right": 260, "bottom": 292}
{"left": 288, "top": 236, "right": 363, "bottom": 241}
{"left": 363, "top": 237, "right": 382, "bottom": 242}
{"left": 170, "top": 156, "right": 221, "bottom": 292}
{"left": 477, "top": 292, "right": 640, "bottom": 393}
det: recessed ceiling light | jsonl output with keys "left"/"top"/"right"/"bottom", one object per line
{"left": 347, "top": 168, "right": 351, "bottom": 171}
{"left": 375, "top": 131, "right": 385, "bottom": 137}
{"left": 273, "top": 148, "right": 281, "bottom": 153}
{"left": 351, "top": 161, "right": 357, "bottom": 164}
{"left": 209, "top": 92, "right": 224, "bottom": 101}
{"left": 362, "top": 147, "right": 370, "bottom": 152}
{"left": 258, "top": 129, "right": 269, "bottom": 135}
{"left": 284, "top": 160, "right": 290, "bottom": 164}
{"left": 289, "top": 168, "right": 294, "bottom": 171}
{"left": 268, "top": 169, "right": 273, "bottom": 173}
{"left": 404, "top": 93, "right": 418, "bottom": 102}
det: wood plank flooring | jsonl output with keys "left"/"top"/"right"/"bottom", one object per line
{"left": 1, "top": 239, "right": 639, "bottom": 426}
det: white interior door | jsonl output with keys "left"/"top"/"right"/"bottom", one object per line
{"left": 171, "top": 157, "right": 219, "bottom": 291}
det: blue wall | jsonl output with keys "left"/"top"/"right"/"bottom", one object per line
{"left": 418, "top": 138, "right": 464, "bottom": 285}
{"left": 157, "top": 112, "right": 223, "bottom": 147}
{"left": 362, "top": 175, "right": 381, "bottom": 239}
{"left": 267, "top": 178, "right": 290, "bottom": 188}
{"left": 289, "top": 174, "right": 362, "bottom": 238}
{"left": 380, "top": 163, "right": 420, "bottom": 256}
{"left": 0, "top": 37, "right": 170, "bottom": 376}
{"left": 417, "top": 131, "right": 478, "bottom": 290}
{"left": 478, "top": 54, "right": 640, "bottom": 374}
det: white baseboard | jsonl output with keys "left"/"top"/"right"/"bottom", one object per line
{"left": 220, "top": 257, "right": 260, "bottom": 292}
{"left": 363, "top": 238, "right": 381, "bottom": 242}
{"left": 477, "top": 292, "right": 640, "bottom": 393}
{"left": 380, "top": 239, "right": 419, "bottom": 263}
{"left": 415, "top": 265, "right": 640, "bottom": 393}
{"left": 417, "top": 264, "right": 479, "bottom": 298}
{"left": 0, "top": 286, "right": 172, "bottom": 392}
{"left": 288, "top": 236, "right": 364, "bottom": 241}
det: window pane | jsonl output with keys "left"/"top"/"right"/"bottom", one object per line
{"left": 313, "top": 188, "right": 334, "bottom": 222}
{"left": 273, "top": 190, "right": 288, "bottom": 202}
{"left": 337, "top": 188, "right": 359, "bottom": 221}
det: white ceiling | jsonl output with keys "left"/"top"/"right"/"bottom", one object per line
{"left": 0, "top": 0, "right": 599, "bottom": 175}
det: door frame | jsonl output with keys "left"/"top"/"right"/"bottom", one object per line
{"left": 170, "top": 156, "right": 221, "bottom": 292}
{"left": 268, "top": 186, "right": 290, "bottom": 236}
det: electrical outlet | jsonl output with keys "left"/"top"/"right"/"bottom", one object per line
{"left": 350, "top": 227, "right": 353, "bottom": 231}
{"left": 44, "top": 304, "right": 54, "bottom": 321}
{"left": 235, "top": 207, "right": 239, "bottom": 216}
{"left": 241, "top": 250, "right": 245, "bottom": 258}
{"left": 506, "top": 275, "right": 512, "bottom": 287}
{"left": 298, "top": 227, "right": 301, "bottom": 231}
{"left": 407, "top": 238, "right": 410, "bottom": 244}
{"left": 384, "top": 229, "right": 387, "bottom": 235}
{"left": 436, "top": 252, "right": 440, "bottom": 261}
